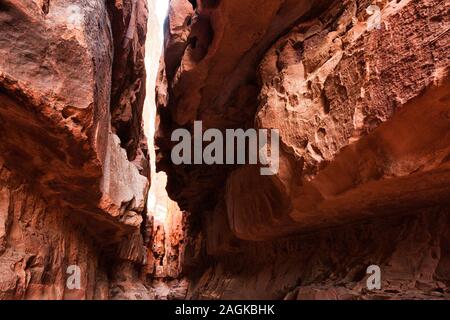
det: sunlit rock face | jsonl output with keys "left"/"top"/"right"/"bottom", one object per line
{"left": 0, "top": 0, "right": 151, "bottom": 299}
{"left": 156, "top": 0, "right": 450, "bottom": 299}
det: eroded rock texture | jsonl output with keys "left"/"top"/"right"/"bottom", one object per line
{"left": 0, "top": 0, "right": 151, "bottom": 299}
{"left": 156, "top": 0, "right": 450, "bottom": 299}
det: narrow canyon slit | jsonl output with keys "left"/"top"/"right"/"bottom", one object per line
{"left": 143, "top": 0, "right": 187, "bottom": 299}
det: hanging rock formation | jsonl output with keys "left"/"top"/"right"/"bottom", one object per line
{"left": 156, "top": 0, "right": 450, "bottom": 299}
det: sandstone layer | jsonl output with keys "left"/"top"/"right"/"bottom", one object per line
{"left": 156, "top": 0, "right": 450, "bottom": 299}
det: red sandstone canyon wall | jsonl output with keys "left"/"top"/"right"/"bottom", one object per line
{"left": 0, "top": 0, "right": 449, "bottom": 300}
{"left": 156, "top": 0, "right": 450, "bottom": 299}
{"left": 0, "top": 0, "right": 151, "bottom": 299}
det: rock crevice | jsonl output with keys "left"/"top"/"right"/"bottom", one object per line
{"left": 155, "top": 0, "right": 450, "bottom": 299}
